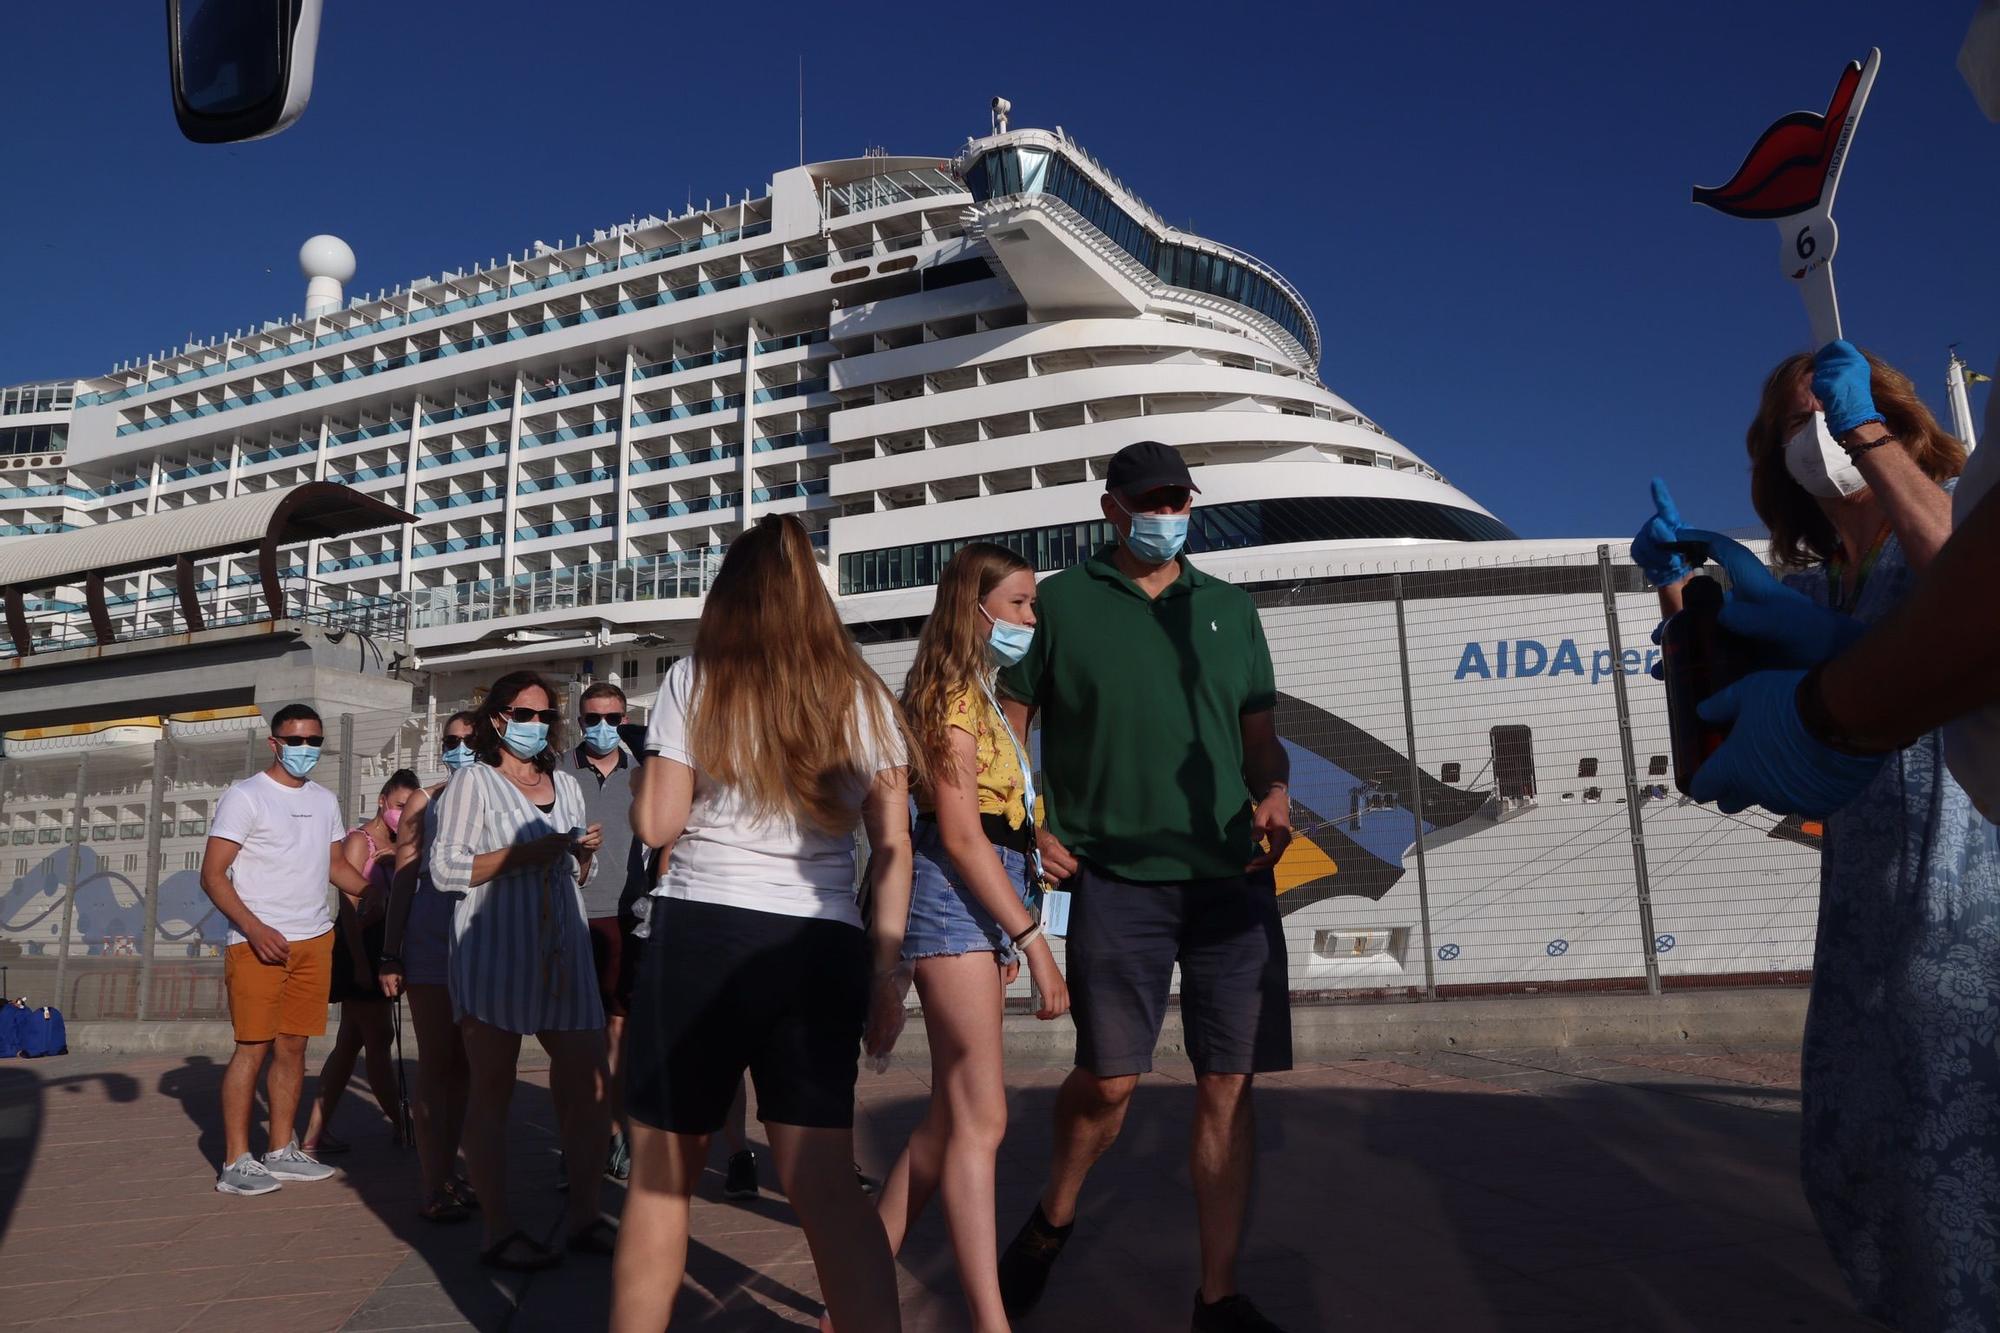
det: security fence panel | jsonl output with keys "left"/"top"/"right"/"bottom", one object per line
{"left": 1612, "top": 586, "right": 1822, "bottom": 983}
{"left": 1392, "top": 554, "right": 1654, "bottom": 991}
{"left": 1259, "top": 578, "right": 1423, "bottom": 996}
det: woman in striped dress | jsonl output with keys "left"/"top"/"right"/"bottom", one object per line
{"left": 430, "top": 670, "right": 613, "bottom": 1271}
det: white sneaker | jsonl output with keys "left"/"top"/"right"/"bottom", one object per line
{"left": 263, "top": 1140, "right": 337, "bottom": 1182}
{"left": 216, "top": 1153, "right": 282, "bottom": 1195}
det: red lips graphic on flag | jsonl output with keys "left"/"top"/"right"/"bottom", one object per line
{"left": 1692, "top": 58, "right": 1866, "bottom": 219}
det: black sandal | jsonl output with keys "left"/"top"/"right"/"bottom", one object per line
{"left": 480, "top": 1229, "right": 561, "bottom": 1271}
{"left": 418, "top": 1191, "right": 470, "bottom": 1225}
{"left": 565, "top": 1216, "right": 619, "bottom": 1256}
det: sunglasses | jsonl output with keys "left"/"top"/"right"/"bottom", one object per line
{"left": 274, "top": 735, "right": 326, "bottom": 748}
{"left": 580, "top": 711, "right": 626, "bottom": 725}
{"left": 503, "top": 707, "right": 560, "bottom": 725}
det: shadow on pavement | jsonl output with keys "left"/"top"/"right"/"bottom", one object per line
{"left": 0, "top": 1064, "right": 137, "bottom": 1248}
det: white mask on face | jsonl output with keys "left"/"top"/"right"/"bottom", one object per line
{"left": 1783, "top": 411, "right": 1867, "bottom": 499}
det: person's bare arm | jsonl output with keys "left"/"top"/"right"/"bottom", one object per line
{"left": 200, "top": 835, "right": 290, "bottom": 964}
{"left": 631, "top": 755, "right": 694, "bottom": 850}
{"left": 1818, "top": 481, "right": 2000, "bottom": 748}
{"left": 1843, "top": 423, "right": 1955, "bottom": 572}
{"left": 1240, "top": 709, "right": 1293, "bottom": 872}
{"left": 1001, "top": 696, "right": 1075, "bottom": 881}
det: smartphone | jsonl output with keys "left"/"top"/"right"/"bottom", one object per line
{"left": 1660, "top": 575, "right": 1745, "bottom": 796}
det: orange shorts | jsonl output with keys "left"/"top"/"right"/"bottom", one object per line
{"left": 224, "top": 928, "right": 334, "bottom": 1041}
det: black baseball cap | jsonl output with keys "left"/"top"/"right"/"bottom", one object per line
{"left": 1104, "top": 440, "right": 1199, "bottom": 496}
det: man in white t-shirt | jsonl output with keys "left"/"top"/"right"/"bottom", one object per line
{"left": 200, "top": 703, "right": 372, "bottom": 1196}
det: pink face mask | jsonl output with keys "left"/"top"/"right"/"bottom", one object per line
{"left": 383, "top": 805, "right": 403, "bottom": 834}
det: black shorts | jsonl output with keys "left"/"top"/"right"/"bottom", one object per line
{"left": 625, "top": 897, "right": 869, "bottom": 1134}
{"left": 1067, "top": 863, "right": 1292, "bottom": 1078}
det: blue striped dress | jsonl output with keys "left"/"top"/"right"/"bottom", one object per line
{"left": 430, "top": 761, "right": 603, "bottom": 1034}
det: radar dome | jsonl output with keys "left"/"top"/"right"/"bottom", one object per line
{"left": 299, "top": 235, "right": 356, "bottom": 282}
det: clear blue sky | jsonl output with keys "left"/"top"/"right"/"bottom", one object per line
{"left": 1, "top": 2, "right": 1993, "bottom": 538}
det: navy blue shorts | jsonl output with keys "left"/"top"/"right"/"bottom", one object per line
{"left": 1067, "top": 863, "right": 1292, "bottom": 1078}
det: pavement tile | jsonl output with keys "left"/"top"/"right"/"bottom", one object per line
{"left": 0, "top": 1277, "right": 105, "bottom": 1323}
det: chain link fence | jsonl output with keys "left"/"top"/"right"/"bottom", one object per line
{"left": 0, "top": 547, "right": 1823, "bottom": 1021}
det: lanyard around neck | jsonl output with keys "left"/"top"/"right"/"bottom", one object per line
{"left": 974, "top": 676, "right": 1045, "bottom": 883}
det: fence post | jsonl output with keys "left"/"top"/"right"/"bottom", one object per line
{"left": 52, "top": 754, "right": 87, "bottom": 1012}
{"left": 338, "top": 713, "right": 356, "bottom": 829}
{"left": 137, "top": 737, "right": 171, "bottom": 1021}
{"left": 1392, "top": 575, "right": 1438, "bottom": 1000}
{"left": 1598, "top": 546, "right": 1662, "bottom": 996}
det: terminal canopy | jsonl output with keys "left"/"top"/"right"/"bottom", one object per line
{"left": 0, "top": 481, "right": 412, "bottom": 657}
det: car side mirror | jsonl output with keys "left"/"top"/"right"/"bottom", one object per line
{"left": 166, "top": 0, "right": 322, "bottom": 144}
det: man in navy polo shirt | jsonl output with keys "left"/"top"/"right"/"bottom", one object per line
{"left": 998, "top": 440, "right": 1294, "bottom": 1333}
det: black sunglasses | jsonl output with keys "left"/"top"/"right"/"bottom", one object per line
{"left": 274, "top": 735, "right": 326, "bottom": 748}
{"left": 580, "top": 711, "right": 626, "bottom": 725}
{"left": 503, "top": 707, "right": 560, "bottom": 725}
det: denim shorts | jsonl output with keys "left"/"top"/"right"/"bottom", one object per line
{"left": 903, "top": 819, "right": 1034, "bottom": 964}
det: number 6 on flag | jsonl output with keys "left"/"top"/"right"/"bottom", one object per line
{"left": 1692, "top": 49, "right": 1881, "bottom": 347}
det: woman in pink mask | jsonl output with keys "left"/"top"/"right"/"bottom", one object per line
{"left": 302, "top": 769, "right": 422, "bottom": 1156}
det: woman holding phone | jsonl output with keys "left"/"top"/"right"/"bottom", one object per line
{"left": 430, "top": 672, "right": 612, "bottom": 1271}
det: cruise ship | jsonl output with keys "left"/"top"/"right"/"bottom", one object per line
{"left": 0, "top": 108, "right": 1822, "bottom": 1013}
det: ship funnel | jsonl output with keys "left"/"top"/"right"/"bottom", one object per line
{"left": 300, "top": 234, "right": 356, "bottom": 317}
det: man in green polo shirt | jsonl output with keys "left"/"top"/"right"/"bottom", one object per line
{"left": 996, "top": 440, "right": 1294, "bottom": 1333}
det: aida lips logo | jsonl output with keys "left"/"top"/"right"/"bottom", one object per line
{"left": 1692, "top": 58, "right": 1867, "bottom": 227}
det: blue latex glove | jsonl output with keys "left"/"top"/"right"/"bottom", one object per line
{"left": 1675, "top": 528, "right": 1868, "bottom": 668}
{"left": 1811, "top": 340, "right": 1884, "bottom": 436}
{"left": 1630, "top": 478, "right": 1693, "bottom": 588}
{"left": 1689, "top": 669, "right": 1884, "bottom": 816}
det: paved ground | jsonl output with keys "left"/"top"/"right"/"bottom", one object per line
{"left": 0, "top": 1039, "right": 1872, "bottom": 1331}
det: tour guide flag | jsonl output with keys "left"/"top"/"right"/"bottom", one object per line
{"left": 1692, "top": 49, "right": 1881, "bottom": 347}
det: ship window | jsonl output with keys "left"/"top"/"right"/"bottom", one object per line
{"left": 1647, "top": 754, "right": 1668, "bottom": 776}
{"left": 1440, "top": 762, "right": 1461, "bottom": 784}
{"left": 1577, "top": 758, "right": 1598, "bottom": 778}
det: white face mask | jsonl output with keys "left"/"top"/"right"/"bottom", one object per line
{"left": 1783, "top": 412, "right": 1867, "bottom": 499}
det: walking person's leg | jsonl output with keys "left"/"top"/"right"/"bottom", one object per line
{"left": 301, "top": 1006, "right": 360, "bottom": 1151}
{"left": 406, "top": 983, "right": 459, "bottom": 1208}
{"left": 769, "top": 1122, "right": 901, "bottom": 1333}
{"left": 267, "top": 1032, "right": 310, "bottom": 1149}
{"left": 610, "top": 1127, "right": 707, "bottom": 1331}
{"left": 220, "top": 1039, "right": 270, "bottom": 1164}
{"left": 353, "top": 1002, "right": 401, "bottom": 1139}
{"left": 876, "top": 953, "right": 1011, "bottom": 1331}
{"left": 462, "top": 1017, "right": 543, "bottom": 1264}
{"left": 1178, "top": 871, "right": 1292, "bottom": 1328}
{"left": 539, "top": 1026, "right": 612, "bottom": 1241}
{"left": 1003, "top": 866, "right": 1179, "bottom": 1316}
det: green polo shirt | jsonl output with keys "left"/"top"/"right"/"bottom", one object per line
{"left": 999, "top": 548, "right": 1276, "bottom": 883}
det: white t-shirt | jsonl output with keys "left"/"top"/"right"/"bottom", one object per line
{"left": 643, "top": 657, "right": 906, "bottom": 926}
{"left": 209, "top": 771, "right": 343, "bottom": 944}
{"left": 1945, "top": 366, "right": 2000, "bottom": 823}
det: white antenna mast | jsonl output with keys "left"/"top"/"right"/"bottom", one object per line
{"left": 798, "top": 56, "right": 805, "bottom": 166}
{"left": 1948, "top": 346, "right": 1982, "bottom": 453}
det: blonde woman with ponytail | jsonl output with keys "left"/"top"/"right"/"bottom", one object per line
{"left": 613, "top": 515, "right": 913, "bottom": 1333}
{"left": 874, "top": 541, "right": 1069, "bottom": 1333}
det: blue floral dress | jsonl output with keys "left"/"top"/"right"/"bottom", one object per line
{"left": 1785, "top": 499, "right": 2000, "bottom": 1333}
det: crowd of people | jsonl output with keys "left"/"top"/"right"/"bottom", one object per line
{"left": 196, "top": 440, "right": 1295, "bottom": 1332}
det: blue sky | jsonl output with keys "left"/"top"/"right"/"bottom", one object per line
{"left": 1, "top": 2, "right": 1993, "bottom": 538}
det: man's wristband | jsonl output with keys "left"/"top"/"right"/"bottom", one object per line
{"left": 1795, "top": 664, "right": 1891, "bottom": 758}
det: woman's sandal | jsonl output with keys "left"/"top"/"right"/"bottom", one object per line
{"left": 418, "top": 1191, "right": 469, "bottom": 1225}
{"left": 564, "top": 1216, "right": 620, "bottom": 1256}
{"left": 306, "top": 1131, "right": 350, "bottom": 1156}
{"left": 479, "top": 1229, "right": 561, "bottom": 1272}
{"left": 448, "top": 1176, "right": 481, "bottom": 1210}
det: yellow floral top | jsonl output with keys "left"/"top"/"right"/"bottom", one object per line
{"left": 918, "top": 685, "right": 1043, "bottom": 829}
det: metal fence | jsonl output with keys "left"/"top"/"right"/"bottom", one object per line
{"left": 0, "top": 545, "right": 1824, "bottom": 1022}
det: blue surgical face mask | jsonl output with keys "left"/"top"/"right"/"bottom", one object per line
{"left": 278, "top": 745, "right": 321, "bottom": 779}
{"left": 1114, "top": 496, "right": 1190, "bottom": 564}
{"left": 501, "top": 720, "right": 549, "bottom": 760}
{"left": 582, "top": 721, "right": 621, "bottom": 755}
{"left": 442, "top": 742, "right": 476, "bottom": 771}
{"left": 982, "top": 607, "right": 1035, "bottom": 667}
